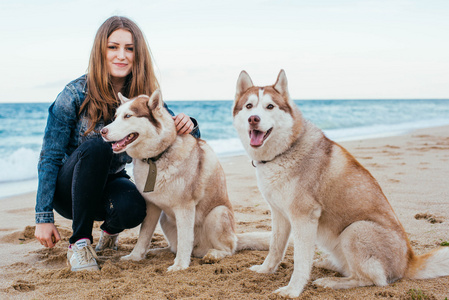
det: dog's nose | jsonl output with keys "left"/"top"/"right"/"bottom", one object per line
{"left": 248, "top": 115, "right": 260, "bottom": 125}
{"left": 100, "top": 128, "right": 108, "bottom": 136}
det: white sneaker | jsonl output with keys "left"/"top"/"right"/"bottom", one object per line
{"left": 95, "top": 230, "right": 119, "bottom": 252}
{"left": 67, "top": 239, "right": 99, "bottom": 271}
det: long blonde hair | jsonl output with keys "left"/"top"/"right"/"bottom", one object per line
{"left": 81, "top": 16, "right": 159, "bottom": 134}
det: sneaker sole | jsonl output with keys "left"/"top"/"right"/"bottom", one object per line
{"left": 67, "top": 259, "right": 99, "bottom": 272}
{"left": 70, "top": 265, "right": 99, "bottom": 272}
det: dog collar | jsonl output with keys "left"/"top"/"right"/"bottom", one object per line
{"left": 141, "top": 148, "right": 169, "bottom": 192}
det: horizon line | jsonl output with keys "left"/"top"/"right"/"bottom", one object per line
{"left": 1, "top": 98, "right": 449, "bottom": 104}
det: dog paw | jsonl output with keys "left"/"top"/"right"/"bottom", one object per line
{"left": 120, "top": 253, "right": 144, "bottom": 261}
{"left": 313, "top": 278, "right": 337, "bottom": 289}
{"left": 249, "top": 264, "right": 274, "bottom": 274}
{"left": 202, "top": 252, "right": 220, "bottom": 264}
{"left": 202, "top": 249, "right": 229, "bottom": 264}
{"left": 274, "top": 286, "right": 302, "bottom": 298}
{"left": 167, "top": 264, "right": 188, "bottom": 272}
{"left": 313, "top": 278, "right": 327, "bottom": 287}
{"left": 313, "top": 277, "right": 368, "bottom": 290}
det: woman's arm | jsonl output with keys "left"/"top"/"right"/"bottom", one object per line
{"left": 35, "top": 223, "right": 61, "bottom": 248}
{"left": 35, "top": 83, "right": 80, "bottom": 246}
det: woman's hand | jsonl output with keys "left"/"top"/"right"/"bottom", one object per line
{"left": 173, "top": 113, "right": 194, "bottom": 135}
{"left": 35, "top": 223, "right": 61, "bottom": 248}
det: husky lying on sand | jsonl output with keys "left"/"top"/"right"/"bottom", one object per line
{"left": 232, "top": 69, "right": 449, "bottom": 297}
{"left": 101, "top": 90, "right": 269, "bottom": 271}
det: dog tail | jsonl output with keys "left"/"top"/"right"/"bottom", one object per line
{"left": 236, "top": 232, "right": 271, "bottom": 251}
{"left": 406, "top": 247, "right": 449, "bottom": 280}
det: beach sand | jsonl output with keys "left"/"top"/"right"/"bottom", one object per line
{"left": 0, "top": 125, "right": 448, "bottom": 299}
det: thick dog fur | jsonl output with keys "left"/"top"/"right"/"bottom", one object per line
{"left": 232, "top": 70, "right": 449, "bottom": 297}
{"left": 101, "top": 90, "right": 268, "bottom": 271}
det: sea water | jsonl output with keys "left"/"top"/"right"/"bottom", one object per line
{"left": 1, "top": 99, "right": 448, "bottom": 198}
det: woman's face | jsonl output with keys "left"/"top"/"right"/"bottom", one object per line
{"left": 106, "top": 29, "right": 134, "bottom": 80}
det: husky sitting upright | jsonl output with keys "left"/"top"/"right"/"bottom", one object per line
{"left": 101, "top": 90, "right": 268, "bottom": 271}
{"left": 232, "top": 70, "right": 449, "bottom": 298}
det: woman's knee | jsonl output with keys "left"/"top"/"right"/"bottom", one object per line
{"left": 113, "top": 199, "right": 146, "bottom": 229}
{"left": 106, "top": 179, "right": 147, "bottom": 229}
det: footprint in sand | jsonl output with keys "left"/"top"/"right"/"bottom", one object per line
{"left": 12, "top": 280, "right": 35, "bottom": 292}
{"left": 415, "top": 213, "right": 443, "bottom": 224}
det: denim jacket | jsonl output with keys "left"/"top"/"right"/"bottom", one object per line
{"left": 36, "top": 75, "right": 200, "bottom": 223}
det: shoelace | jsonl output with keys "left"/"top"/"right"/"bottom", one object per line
{"left": 103, "top": 235, "right": 115, "bottom": 248}
{"left": 98, "top": 233, "right": 118, "bottom": 250}
{"left": 75, "top": 246, "right": 98, "bottom": 265}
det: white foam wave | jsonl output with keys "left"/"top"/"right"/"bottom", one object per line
{"left": 0, "top": 148, "right": 39, "bottom": 183}
{"left": 207, "top": 138, "right": 245, "bottom": 157}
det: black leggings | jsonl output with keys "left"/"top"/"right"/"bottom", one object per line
{"left": 53, "top": 139, "right": 146, "bottom": 244}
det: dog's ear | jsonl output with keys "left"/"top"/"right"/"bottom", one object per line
{"left": 118, "top": 92, "right": 131, "bottom": 105}
{"left": 235, "top": 70, "right": 254, "bottom": 101}
{"left": 148, "top": 89, "right": 163, "bottom": 114}
{"left": 273, "top": 69, "right": 289, "bottom": 96}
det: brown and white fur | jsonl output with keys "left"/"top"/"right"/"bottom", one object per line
{"left": 232, "top": 70, "right": 449, "bottom": 297}
{"left": 101, "top": 90, "right": 268, "bottom": 271}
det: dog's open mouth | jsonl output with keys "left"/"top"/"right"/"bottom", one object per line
{"left": 111, "top": 132, "right": 139, "bottom": 152}
{"left": 249, "top": 128, "right": 272, "bottom": 147}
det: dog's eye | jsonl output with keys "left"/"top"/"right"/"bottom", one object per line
{"left": 124, "top": 114, "right": 132, "bottom": 119}
{"left": 267, "top": 104, "right": 274, "bottom": 110}
{"left": 246, "top": 103, "right": 253, "bottom": 109}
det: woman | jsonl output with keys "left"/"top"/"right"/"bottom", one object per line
{"left": 34, "top": 16, "right": 200, "bottom": 271}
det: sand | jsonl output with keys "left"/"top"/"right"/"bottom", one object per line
{"left": 0, "top": 125, "right": 448, "bottom": 299}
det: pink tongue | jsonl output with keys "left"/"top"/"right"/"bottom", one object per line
{"left": 112, "top": 137, "right": 128, "bottom": 151}
{"left": 250, "top": 130, "right": 265, "bottom": 146}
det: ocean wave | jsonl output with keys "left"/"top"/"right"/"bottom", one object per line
{"left": 2, "top": 118, "right": 449, "bottom": 184}
{"left": 208, "top": 138, "right": 245, "bottom": 157}
{"left": 1, "top": 100, "right": 449, "bottom": 198}
{"left": 0, "top": 148, "right": 39, "bottom": 183}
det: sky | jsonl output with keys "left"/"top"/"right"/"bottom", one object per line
{"left": 1, "top": 0, "right": 448, "bottom": 103}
